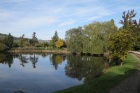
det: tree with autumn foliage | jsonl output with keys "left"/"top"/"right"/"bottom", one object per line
{"left": 108, "top": 30, "right": 135, "bottom": 65}
{"left": 108, "top": 10, "right": 139, "bottom": 65}
{"left": 55, "top": 39, "right": 64, "bottom": 48}
{"left": 120, "top": 10, "right": 140, "bottom": 50}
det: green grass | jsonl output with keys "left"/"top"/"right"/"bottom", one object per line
{"left": 54, "top": 54, "right": 138, "bottom": 93}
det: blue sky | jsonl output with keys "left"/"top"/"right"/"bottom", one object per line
{"left": 0, "top": 0, "right": 139, "bottom": 40}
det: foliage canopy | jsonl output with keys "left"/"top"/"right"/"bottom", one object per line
{"left": 55, "top": 39, "right": 64, "bottom": 48}
{"left": 108, "top": 30, "right": 135, "bottom": 65}
{"left": 65, "top": 20, "right": 117, "bottom": 54}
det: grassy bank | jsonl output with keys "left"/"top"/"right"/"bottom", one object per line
{"left": 9, "top": 48, "right": 71, "bottom": 54}
{"left": 54, "top": 54, "right": 138, "bottom": 93}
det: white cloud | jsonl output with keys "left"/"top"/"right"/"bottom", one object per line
{"left": 59, "top": 20, "right": 76, "bottom": 27}
{"left": 5, "top": 15, "right": 57, "bottom": 32}
{"left": 84, "top": 6, "right": 113, "bottom": 21}
{"left": 4, "top": 0, "right": 28, "bottom": 3}
{"left": 0, "top": 0, "right": 139, "bottom": 40}
{"left": 0, "top": 14, "right": 57, "bottom": 38}
{"left": 87, "top": 16, "right": 101, "bottom": 21}
{"left": 74, "top": 8, "right": 90, "bottom": 16}
{"left": 16, "top": 16, "right": 56, "bottom": 27}
{"left": 116, "top": 6, "right": 140, "bottom": 12}
{"left": 0, "top": 9, "right": 18, "bottom": 21}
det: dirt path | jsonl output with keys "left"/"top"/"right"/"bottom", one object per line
{"left": 109, "top": 53, "right": 140, "bottom": 93}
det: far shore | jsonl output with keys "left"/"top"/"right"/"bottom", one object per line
{"left": 9, "top": 48, "right": 71, "bottom": 54}
{"left": 8, "top": 48, "right": 107, "bottom": 56}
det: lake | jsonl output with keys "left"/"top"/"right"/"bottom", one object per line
{"left": 0, "top": 53, "right": 107, "bottom": 93}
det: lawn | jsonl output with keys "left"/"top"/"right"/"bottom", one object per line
{"left": 54, "top": 54, "right": 138, "bottom": 93}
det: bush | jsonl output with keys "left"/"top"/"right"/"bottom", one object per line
{"left": 0, "top": 43, "right": 8, "bottom": 52}
{"left": 108, "top": 30, "right": 135, "bottom": 65}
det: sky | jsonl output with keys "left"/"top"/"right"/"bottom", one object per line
{"left": 0, "top": 0, "right": 140, "bottom": 40}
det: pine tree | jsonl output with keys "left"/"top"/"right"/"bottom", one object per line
{"left": 29, "top": 32, "right": 38, "bottom": 46}
{"left": 50, "top": 31, "right": 59, "bottom": 48}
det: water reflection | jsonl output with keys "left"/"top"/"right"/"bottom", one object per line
{"left": 41, "top": 53, "right": 49, "bottom": 58}
{"left": 65, "top": 55, "right": 108, "bottom": 83}
{"left": 49, "top": 54, "right": 66, "bottom": 70}
{"left": 0, "top": 53, "right": 39, "bottom": 68}
{"left": 0, "top": 53, "right": 108, "bottom": 93}
{"left": 14, "top": 90, "right": 25, "bottom": 93}
{"left": 17, "top": 54, "right": 39, "bottom": 68}
{"left": 30, "top": 54, "right": 38, "bottom": 68}
{"left": 0, "top": 53, "right": 13, "bottom": 68}
{"left": 0, "top": 53, "right": 107, "bottom": 82}
{"left": 18, "top": 54, "right": 29, "bottom": 67}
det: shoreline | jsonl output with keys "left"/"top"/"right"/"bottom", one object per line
{"left": 9, "top": 48, "right": 71, "bottom": 54}
{"left": 8, "top": 48, "right": 106, "bottom": 56}
{"left": 109, "top": 52, "right": 140, "bottom": 93}
{"left": 54, "top": 53, "right": 138, "bottom": 93}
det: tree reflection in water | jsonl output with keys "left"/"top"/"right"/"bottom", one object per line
{"left": 65, "top": 55, "right": 108, "bottom": 83}
{"left": 0, "top": 53, "right": 39, "bottom": 68}
{"left": 41, "top": 53, "right": 49, "bottom": 58}
{"left": 49, "top": 54, "right": 66, "bottom": 70}
{"left": 18, "top": 54, "right": 29, "bottom": 67}
{"left": 0, "top": 53, "right": 13, "bottom": 68}
{"left": 0, "top": 53, "right": 108, "bottom": 83}
{"left": 14, "top": 90, "right": 25, "bottom": 93}
{"left": 30, "top": 54, "right": 38, "bottom": 68}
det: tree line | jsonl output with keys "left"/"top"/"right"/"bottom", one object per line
{"left": 65, "top": 10, "right": 140, "bottom": 65}
{"left": 0, "top": 10, "right": 140, "bottom": 65}
{"left": 0, "top": 31, "right": 66, "bottom": 53}
{"left": 65, "top": 19, "right": 117, "bottom": 54}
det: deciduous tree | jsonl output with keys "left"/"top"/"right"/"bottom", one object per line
{"left": 108, "top": 30, "right": 135, "bottom": 65}
{"left": 83, "top": 20, "right": 117, "bottom": 54}
{"left": 4, "top": 33, "right": 13, "bottom": 48}
{"left": 0, "top": 43, "right": 8, "bottom": 52}
{"left": 120, "top": 10, "right": 140, "bottom": 50}
{"left": 55, "top": 39, "right": 64, "bottom": 48}
{"left": 18, "top": 34, "right": 29, "bottom": 47}
{"left": 65, "top": 27, "right": 83, "bottom": 53}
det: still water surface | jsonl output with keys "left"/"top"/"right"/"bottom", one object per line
{"left": 0, "top": 53, "right": 107, "bottom": 93}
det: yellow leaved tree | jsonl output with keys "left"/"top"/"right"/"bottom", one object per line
{"left": 55, "top": 39, "right": 64, "bottom": 48}
{"left": 108, "top": 29, "right": 135, "bottom": 65}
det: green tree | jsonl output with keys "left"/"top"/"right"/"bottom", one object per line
{"left": 0, "top": 36, "right": 8, "bottom": 52}
{"left": 83, "top": 20, "right": 117, "bottom": 54}
{"left": 4, "top": 33, "right": 13, "bottom": 48}
{"left": 29, "top": 32, "right": 38, "bottom": 46}
{"left": 42, "top": 42, "right": 49, "bottom": 48}
{"left": 120, "top": 10, "right": 140, "bottom": 50}
{"left": 12, "top": 41, "right": 19, "bottom": 48}
{"left": 61, "top": 39, "right": 67, "bottom": 48}
{"left": 18, "top": 34, "right": 29, "bottom": 47}
{"left": 0, "top": 43, "right": 8, "bottom": 52}
{"left": 36, "top": 42, "right": 49, "bottom": 48}
{"left": 120, "top": 10, "right": 137, "bottom": 31}
{"left": 108, "top": 30, "right": 135, "bottom": 65}
{"left": 50, "top": 31, "right": 59, "bottom": 48}
{"left": 65, "top": 27, "right": 83, "bottom": 53}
